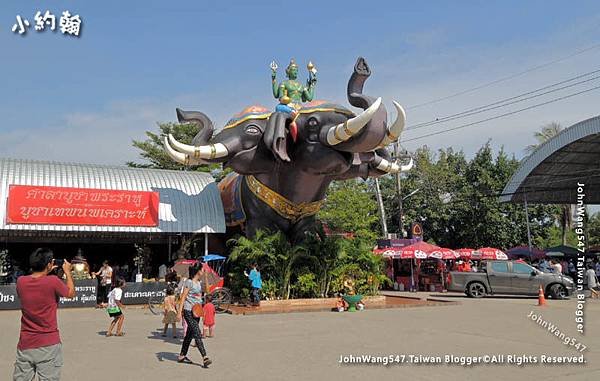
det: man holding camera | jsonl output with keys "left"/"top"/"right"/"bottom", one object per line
{"left": 13, "top": 248, "right": 75, "bottom": 381}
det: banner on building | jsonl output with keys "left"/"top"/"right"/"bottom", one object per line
{"left": 0, "top": 280, "right": 167, "bottom": 310}
{"left": 6, "top": 185, "right": 159, "bottom": 226}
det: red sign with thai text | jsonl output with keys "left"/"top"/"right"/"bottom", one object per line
{"left": 7, "top": 185, "right": 159, "bottom": 226}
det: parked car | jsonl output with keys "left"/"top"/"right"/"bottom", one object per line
{"left": 447, "top": 260, "right": 574, "bottom": 299}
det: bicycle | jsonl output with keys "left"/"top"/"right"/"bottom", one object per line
{"left": 208, "top": 287, "right": 232, "bottom": 313}
{"left": 148, "top": 280, "right": 179, "bottom": 316}
{"left": 148, "top": 285, "right": 231, "bottom": 315}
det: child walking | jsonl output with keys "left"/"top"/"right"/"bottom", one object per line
{"left": 162, "top": 287, "right": 178, "bottom": 338}
{"left": 203, "top": 295, "right": 216, "bottom": 338}
{"left": 106, "top": 278, "right": 126, "bottom": 336}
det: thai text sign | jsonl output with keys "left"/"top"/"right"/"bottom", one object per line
{"left": 7, "top": 185, "right": 159, "bottom": 226}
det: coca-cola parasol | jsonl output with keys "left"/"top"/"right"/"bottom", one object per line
{"left": 374, "top": 241, "right": 441, "bottom": 259}
{"left": 428, "top": 248, "right": 460, "bottom": 260}
{"left": 456, "top": 248, "right": 476, "bottom": 259}
{"left": 474, "top": 247, "right": 508, "bottom": 260}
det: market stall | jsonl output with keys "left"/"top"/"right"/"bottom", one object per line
{"left": 375, "top": 242, "right": 458, "bottom": 292}
{"left": 376, "top": 247, "right": 424, "bottom": 291}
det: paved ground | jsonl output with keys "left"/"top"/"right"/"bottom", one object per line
{"left": 1, "top": 293, "right": 599, "bottom": 381}
{"left": 228, "top": 295, "right": 449, "bottom": 315}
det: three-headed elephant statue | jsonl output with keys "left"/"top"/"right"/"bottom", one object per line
{"left": 164, "top": 57, "right": 412, "bottom": 243}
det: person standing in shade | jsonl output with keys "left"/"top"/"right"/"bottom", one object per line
{"left": 93, "top": 261, "right": 113, "bottom": 308}
{"left": 158, "top": 263, "right": 168, "bottom": 281}
{"left": 245, "top": 264, "right": 262, "bottom": 306}
{"left": 177, "top": 265, "right": 211, "bottom": 367}
{"left": 551, "top": 260, "right": 562, "bottom": 274}
{"left": 13, "top": 248, "right": 75, "bottom": 381}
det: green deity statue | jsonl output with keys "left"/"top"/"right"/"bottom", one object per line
{"left": 271, "top": 59, "right": 317, "bottom": 113}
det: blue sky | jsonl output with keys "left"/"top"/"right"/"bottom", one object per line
{"left": 2, "top": 1, "right": 600, "bottom": 166}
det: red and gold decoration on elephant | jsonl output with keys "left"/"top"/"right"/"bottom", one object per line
{"left": 164, "top": 57, "right": 413, "bottom": 242}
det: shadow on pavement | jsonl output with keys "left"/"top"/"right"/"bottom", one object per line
{"left": 147, "top": 329, "right": 183, "bottom": 344}
{"left": 430, "top": 294, "right": 538, "bottom": 300}
{"left": 155, "top": 352, "right": 204, "bottom": 367}
{"left": 96, "top": 331, "right": 108, "bottom": 336}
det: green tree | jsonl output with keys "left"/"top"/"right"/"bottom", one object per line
{"left": 127, "top": 122, "right": 219, "bottom": 173}
{"left": 525, "top": 122, "right": 563, "bottom": 154}
{"left": 379, "top": 144, "right": 559, "bottom": 249}
{"left": 228, "top": 230, "right": 311, "bottom": 299}
{"left": 318, "top": 179, "right": 379, "bottom": 240}
{"left": 588, "top": 212, "right": 600, "bottom": 247}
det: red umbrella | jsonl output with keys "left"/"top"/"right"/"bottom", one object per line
{"left": 374, "top": 241, "right": 440, "bottom": 259}
{"left": 474, "top": 247, "right": 508, "bottom": 260}
{"left": 428, "top": 248, "right": 460, "bottom": 260}
{"left": 456, "top": 248, "right": 476, "bottom": 259}
{"left": 374, "top": 247, "right": 427, "bottom": 259}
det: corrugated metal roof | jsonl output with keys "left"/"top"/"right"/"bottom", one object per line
{"left": 500, "top": 115, "right": 600, "bottom": 204}
{"left": 0, "top": 158, "right": 225, "bottom": 233}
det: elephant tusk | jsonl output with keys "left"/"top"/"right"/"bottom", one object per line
{"left": 378, "top": 101, "right": 406, "bottom": 147}
{"left": 375, "top": 157, "right": 414, "bottom": 173}
{"left": 326, "top": 97, "right": 382, "bottom": 146}
{"left": 167, "top": 134, "right": 228, "bottom": 160}
{"left": 163, "top": 136, "right": 203, "bottom": 166}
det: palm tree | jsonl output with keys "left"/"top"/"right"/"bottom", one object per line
{"left": 525, "top": 122, "right": 563, "bottom": 154}
{"left": 228, "top": 230, "right": 312, "bottom": 299}
{"left": 525, "top": 122, "right": 572, "bottom": 245}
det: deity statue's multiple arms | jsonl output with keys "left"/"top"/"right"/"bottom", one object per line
{"left": 271, "top": 60, "right": 317, "bottom": 104}
{"left": 302, "top": 70, "right": 317, "bottom": 102}
{"left": 272, "top": 69, "right": 283, "bottom": 99}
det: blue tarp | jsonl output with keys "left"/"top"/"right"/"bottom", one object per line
{"left": 202, "top": 254, "right": 226, "bottom": 262}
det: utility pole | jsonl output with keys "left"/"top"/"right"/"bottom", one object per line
{"left": 524, "top": 192, "right": 533, "bottom": 250}
{"left": 374, "top": 178, "right": 388, "bottom": 237}
{"left": 394, "top": 142, "right": 404, "bottom": 238}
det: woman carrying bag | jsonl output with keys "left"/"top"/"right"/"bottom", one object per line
{"left": 177, "top": 265, "right": 212, "bottom": 367}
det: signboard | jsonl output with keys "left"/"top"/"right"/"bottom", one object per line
{"left": 6, "top": 185, "right": 159, "bottom": 226}
{"left": 410, "top": 222, "right": 423, "bottom": 239}
{"left": 59, "top": 279, "right": 98, "bottom": 307}
{"left": 0, "top": 279, "right": 99, "bottom": 310}
{"left": 377, "top": 238, "right": 421, "bottom": 248}
{"left": 121, "top": 282, "right": 166, "bottom": 305}
{"left": 0, "top": 279, "right": 167, "bottom": 310}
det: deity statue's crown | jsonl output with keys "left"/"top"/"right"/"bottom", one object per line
{"left": 286, "top": 58, "right": 298, "bottom": 71}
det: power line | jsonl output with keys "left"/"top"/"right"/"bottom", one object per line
{"left": 406, "top": 42, "right": 600, "bottom": 110}
{"left": 407, "top": 69, "right": 600, "bottom": 131}
{"left": 402, "top": 84, "right": 600, "bottom": 143}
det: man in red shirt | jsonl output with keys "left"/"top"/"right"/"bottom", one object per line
{"left": 13, "top": 248, "right": 75, "bottom": 381}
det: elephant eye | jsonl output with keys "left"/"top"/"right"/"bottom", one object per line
{"left": 245, "top": 124, "right": 261, "bottom": 135}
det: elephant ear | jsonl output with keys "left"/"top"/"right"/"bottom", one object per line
{"left": 264, "top": 112, "right": 291, "bottom": 162}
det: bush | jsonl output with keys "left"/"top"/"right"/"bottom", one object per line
{"left": 261, "top": 279, "right": 278, "bottom": 300}
{"left": 292, "top": 273, "right": 318, "bottom": 299}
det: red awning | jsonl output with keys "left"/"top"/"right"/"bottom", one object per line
{"left": 375, "top": 241, "right": 456, "bottom": 259}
